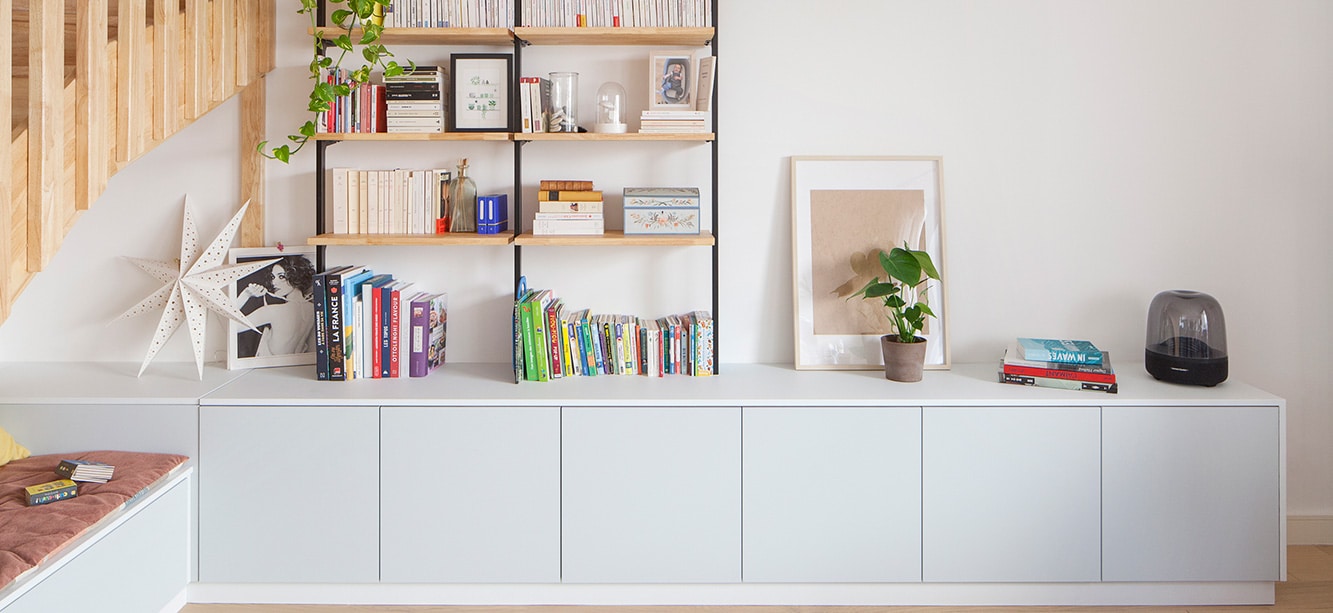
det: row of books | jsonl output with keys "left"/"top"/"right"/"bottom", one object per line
{"left": 998, "top": 337, "right": 1117, "bottom": 394}
{"left": 533, "top": 180, "right": 605, "bottom": 235}
{"left": 385, "top": 66, "right": 447, "bottom": 134}
{"left": 520, "top": 0, "right": 712, "bottom": 28}
{"left": 313, "top": 266, "right": 448, "bottom": 381}
{"left": 513, "top": 286, "right": 714, "bottom": 382}
{"left": 25, "top": 460, "right": 117, "bottom": 506}
{"left": 329, "top": 168, "right": 452, "bottom": 235}
{"left": 383, "top": 0, "right": 515, "bottom": 28}
{"left": 316, "top": 67, "right": 386, "bottom": 134}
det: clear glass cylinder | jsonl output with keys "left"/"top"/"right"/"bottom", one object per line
{"left": 593, "top": 81, "right": 628, "bottom": 134}
{"left": 448, "top": 158, "right": 477, "bottom": 233}
{"left": 548, "top": 71, "right": 579, "bottom": 132}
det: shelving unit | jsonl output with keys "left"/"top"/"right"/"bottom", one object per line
{"left": 308, "top": 2, "right": 719, "bottom": 371}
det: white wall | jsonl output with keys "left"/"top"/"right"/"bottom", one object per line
{"left": 1, "top": 1, "right": 1329, "bottom": 515}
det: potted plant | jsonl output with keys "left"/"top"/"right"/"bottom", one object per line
{"left": 260, "top": 0, "right": 405, "bottom": 163}
{"left": 849, "top": 243, "right": 941, "bottom": 382}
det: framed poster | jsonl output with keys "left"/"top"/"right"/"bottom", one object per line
{"left": 227, "top": 246, "right": 318, "bottom": 370}
{"left": 791, "top": 156, "right": 950, "bottom": 370}
{"left": 449, "top": 53, "right": 513, "bottom": 132}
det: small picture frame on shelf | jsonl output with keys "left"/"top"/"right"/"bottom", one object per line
{"left": 449, "top": 53, "right": 513, "bottom": 132}
{"left": 227, "top": 246, "right": 318, "bottom": 371}
{"left": 649, "top": 50, "right": 694, "bottom": 109}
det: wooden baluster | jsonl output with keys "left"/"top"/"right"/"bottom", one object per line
{"left": 76, "top": 0, "right": 109, "bottom": 212}
{"left": 27, "top": 0, "right": 64, "bottom": 272}
{"left": 0, "top": 0, "right": 12, "bottom": 318}
{"left": 154, "top": 0, "right": 182, "bottom": 141}
{"left": 240, "top": 77, "right": 266, "bottom": 248}
{"left": 184, "top": 0, "right": 208, "bottom": 120}
{"left": 115, "top": 0, "right": 147, "bottom": 163}
{"left": 235, "top": 0, "right": 255, "bottom": 88}
{"left": 220, "top": 0, "right": 236, "bottom": 99}
{"left": 258, "top": 0, "right": 275, "bottom": 74}
{"left": 208, "top": 0, "right": 223, "bottom": 106}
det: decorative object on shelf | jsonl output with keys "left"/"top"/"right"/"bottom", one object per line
{"left": 114, "top": 199, "right": 280, "bottom": 379}
{"left": 847, "top": 244, "right": 942, "bottom": 382}
{"left": 650, "top": 50, "right": 693, "bottom": 109}
{"left": 448, "top": 158, "right": 478, "bottom": 232}
{"left": 449, "top": 53, "right": 514, "bottom": 132}
{"left": 226, "top": 246, "right": 319, "bottom": 371}
{"left": 791, "top": 156, "right": 949, "bottom": 371}
{"left": 260, "top": 0, "right": 404, "bottom": 162}
{"left": 593, "top": 81, "right": 628, "bottom": 133}
{"left": 548, "top": 71, "right": 580, "bottom": 132}
{"left": 1145, "top": 290, "right": 1229, "bottom": 386}
{"left": 623, "top": 187, "right": 700, "bottom": 234}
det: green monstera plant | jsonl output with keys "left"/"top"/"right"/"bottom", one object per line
{"left": 260, "top": 0, "right": 406, "bottom": 163}
{"left": 850, "top": 243, "right": 941, "bottom": 344}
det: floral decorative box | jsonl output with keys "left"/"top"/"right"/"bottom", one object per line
{"left": 622, "top": 187, "right": 700, "bottom": 235}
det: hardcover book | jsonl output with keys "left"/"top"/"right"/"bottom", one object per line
{"left": 55, "top": 459, "right": 115, "bottom": 483}
{"left": 1016, "top": 337, "right": 1104, "bottom": 365}
{"left": 998, "top": 369, "right": 1119, "bottom": 394}
{"left": 538, "top": 190, "right": 603, "bottom": 202}
{"left": 1002, "top": 345, "right": 1115, "bottom": 384}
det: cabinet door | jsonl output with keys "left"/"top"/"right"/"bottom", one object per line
{"left": 199, "top": 405, "right": 379, "bottom": 583}
{"left": 743, "top": 407, "right": 921, "bottom": 582}
{"left": 380, "top": 406, "right": 560, "bottom": 582}
{"left": 923, "top": 406, "right": 1101, "bottom": 582}
{"left": 562, "top": 406, "right": 741, "bottom": 583}
{"left": 1103, "top": 405, "right": 1280, "bottom": 581}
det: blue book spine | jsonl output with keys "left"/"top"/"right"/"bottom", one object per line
{"left": 1017, "top": 338, "right": 1104, "bottom": 365}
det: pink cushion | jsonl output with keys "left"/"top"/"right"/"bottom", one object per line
{"left": 0, "top": 451, "right": 188, "bottom": 588}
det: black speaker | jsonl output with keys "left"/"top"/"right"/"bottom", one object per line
{"left": 1145, "top": 290, "right": 1228, "bottom": 386}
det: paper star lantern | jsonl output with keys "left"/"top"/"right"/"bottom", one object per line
{"left": 115, "top": 198, "right": 280, "bottom": 379}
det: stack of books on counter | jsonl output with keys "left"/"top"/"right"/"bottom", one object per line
{"left": 639, "top": 110, "right": 708, "bottom": 133}
{"left": 533, "top": 180, "right": 604, "bottom": 235}
{"left": 999, "top": 337, "right": 1117, "bottom": 393}
{"left": 385, "top": 66, "right": 445, "bottom": 134}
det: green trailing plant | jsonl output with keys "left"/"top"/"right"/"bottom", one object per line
{"left": 259, "top": 0, "right": 406, "bottom": 163}
{"left": 850, "top": 243, "right": 941, "bottom": 344}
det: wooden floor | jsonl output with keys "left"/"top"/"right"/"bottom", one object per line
{"left": 181, "top": 545, "right": 1333, "bottom": 613}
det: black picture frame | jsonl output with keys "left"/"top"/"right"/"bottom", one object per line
{"left": 449, "top": 53, "right": 514, "bottom": 132}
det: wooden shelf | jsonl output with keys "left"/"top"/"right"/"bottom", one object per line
{"left": 514, "top": 27, "right": 714, "bottom": 46}
{"left": 515, "top": 132, "right": 714, "bottom": 142}
{"left": 308, "top": 233, "right": 515, "bottom": 246}
{"left": 515, "top": 230, "right": 714, "bottom": 247}
{"left": 311, "top": 27, "right": 514, "bottom": 46}
{"left": 311, "top": 132, "right": 511, "bottom": 142}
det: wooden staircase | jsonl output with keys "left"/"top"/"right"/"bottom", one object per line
{"left": 3, "top": 0, "right": 276, "bottom": 325}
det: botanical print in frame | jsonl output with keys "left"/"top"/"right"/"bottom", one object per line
{"left": 791, "top": 156, "right": 950, "bottom": 370}
{"left": 227, "top": 246, "right": 318, "bottom": 370}
{"left": 449, "top": 53, "right": 513, "bottom": 132}
{"left": 649, "top": 50, "right": 694, "bottom": 109}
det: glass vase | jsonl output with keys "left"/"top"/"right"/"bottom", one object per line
{"left": 548, "top": 71, "right": 579, "bottom": 132}
{"left": 448, "top": 158, "right": 477, "bottom": 233}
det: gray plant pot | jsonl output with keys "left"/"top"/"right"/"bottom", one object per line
{"left": 880, "top": 335, "right": 927, "bottom": 382}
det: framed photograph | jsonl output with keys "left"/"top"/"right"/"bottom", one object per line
{"left": 449, "top": 53, "right": 513, "bottom": 132}
{"left": 649, "top": 50, "right": 694, "bottom": 109}
{"left": 227, "top": 246, "right": 318, "bottom": 370}
{"left": 791, "top": 156, "right": 950, "bottom": 370}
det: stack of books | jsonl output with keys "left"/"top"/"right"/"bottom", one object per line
{"left": 639, "top": 110, "right": 708, "bottom": 133}
{"left": 385, "top": 66, "right": 446, "bottom": 134}
{"left": 55, "top": 459, "right": 115, "bottom": 483}
{"left": 999, "top": 337, "right": 1117, "bottom": 393}
{"left": 533, "top": 180, "right": 604, "bottom": 235}
{"left": 312, "top": 265, "right": 448, "bottom": 381}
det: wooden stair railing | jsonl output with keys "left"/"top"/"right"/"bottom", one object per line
{"left": 3, "top": 0, "right": 276, "bottom": 326}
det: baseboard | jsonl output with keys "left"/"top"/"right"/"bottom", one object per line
{"left": 1289, "top": 516, "right": 1333, "bottom": 545}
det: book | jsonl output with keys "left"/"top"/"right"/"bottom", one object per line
{"left": 694, "top": 55, "right": 716, "bottom": 112}
{"left": 691, "top": 310, "right": 714, "bottom": 376}
{"left": 311, "top": 265, "right": 348, "bottom": 381}
{"left": 1002, "top": 344, "right": 1115, "bottom": 383}
{"left": 325, "top": 266, "right": 370, "bottom": 381}
{"left": 546, "top": 298, "right": 564, "bottom": 378}
{"left": 513, "top": 287, "right": 531, "bottom": 383}
{"left": 360, "top": 274, "right": 395, "bottom": 379}
{"left": 539, "top": 180, "right": 594, "bottom": 191}
{"left": 533, "top": 217, "right": 605, "bottom": 235}
{"left": 426, "top": 293, "right": 448, "bottom": 374}
{"left": 519, "top": 76, "right": 534, "bottom": 132}
{"left": 538, "top": 190, "right": 603, "bottom": 202}
{"left": 55, "top": 459, "right": 115, "bottom": 483}
{"left": 518, "top": 290, "right": 543, "bottom": 381}
{"left": 26, "top": 479, "right": 78, "bottom": 506}
{"left": 1016, "top": 337, "right": 1105, "bottom": 365}
{"left": 998, "top": 370, "right": 1119, "bottom": 394}
{"left": 537, "top": 200, "right": 603, "bottom": 213}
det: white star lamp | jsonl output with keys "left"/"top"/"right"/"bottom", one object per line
{"left": 114, "top": 198, "right": 280, "bottom": 379}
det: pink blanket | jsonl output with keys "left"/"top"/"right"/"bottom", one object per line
{"left": 0, "top": 451, "right": 188, "bottom": 588}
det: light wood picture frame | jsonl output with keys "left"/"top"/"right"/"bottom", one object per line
{"left": 649, "top": 50, "right": 694, "bottom": 109}
{"left": 791, "top": 156, "right": 950, "bottom": 370}
{"left": 227, "top": 246, "right": 318, "bottom": 370}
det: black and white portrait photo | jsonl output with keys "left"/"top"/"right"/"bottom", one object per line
{"left": 227, "top": 247, "right": 318, "bottom": 370}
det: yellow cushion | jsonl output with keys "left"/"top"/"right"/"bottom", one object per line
{"left": 0, "top": 427, "right": 30, "bottom": 466}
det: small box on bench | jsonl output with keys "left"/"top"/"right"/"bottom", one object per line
{"left": 623, "top": 187, "right": 700, "bottom": 235}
